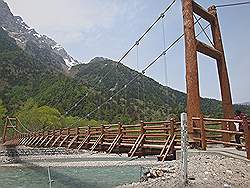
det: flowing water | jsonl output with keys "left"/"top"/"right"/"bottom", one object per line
{"left": 0, "top": 157, "right": 155, "bottom": 188}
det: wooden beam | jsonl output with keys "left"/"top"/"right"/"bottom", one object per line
{"left": 107, "top": 134, "right": 122, "bottom": 154}
{"left": 196, "top": 40, "right": 222, "bottom": 60}
{"left": 159, "top": 135, "right": 171, "bottom": 157}
{"left": 34, "top": 136, "right": 44, "bottom": 147}
{"left": 39, "top": 136, "right": 49, "bottom": 147}
{"left": 59, "top": 135, "right": 69, "bottom": 147}
{"left": 51, "top": 135, "right": 62, "bottom": 147}
{"left": 90, "top": 134, "right": 104, "bottom": 152}
{"left": 192, "top": 1, "right": 215, "bottom": 23}
{"left": 77, "top": 134, "right": 91, "bottom": 151}
{"left": 67, "top": 135, "right": 79, "bottom": 149}
{"left": 162, "top": 134, "right": 176, "bottom": 162}
{"left": 44, "top": 136, "right": 55, "bottom": 147}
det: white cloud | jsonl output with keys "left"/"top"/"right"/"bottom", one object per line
{"left": 4, "top": 0, "right": 143, "bottom": 45}
{"left": 5, "top": 0, "right": 121, "bottom": 30}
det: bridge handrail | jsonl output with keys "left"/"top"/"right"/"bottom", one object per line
{"left": 192, "top": 115, "right": 250, "bottom": 159}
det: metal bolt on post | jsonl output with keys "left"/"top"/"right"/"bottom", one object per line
{"left": 181, "top": 113, "right": 188, "bottom": 184}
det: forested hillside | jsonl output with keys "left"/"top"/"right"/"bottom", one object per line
{"left": 0, "top": 27, "right": 249, "bottom": 133}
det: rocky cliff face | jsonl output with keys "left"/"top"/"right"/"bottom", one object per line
{"left": 0, "top": 0, "right": 80, "bottom": 70}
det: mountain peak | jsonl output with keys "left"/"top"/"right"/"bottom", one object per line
{"left": 0, "top": 0, "right": 80, "bottom": 70}
{"left": 90, "top": 57, "right": 111, "bottom": 63}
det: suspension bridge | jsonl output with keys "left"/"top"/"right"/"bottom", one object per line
{"left": 2, "top": 0, "right": 250, "bottom": 161}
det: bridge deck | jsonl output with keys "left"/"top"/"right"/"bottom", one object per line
{"left": 2, "top": 117, "right": 250, "bottom": 160}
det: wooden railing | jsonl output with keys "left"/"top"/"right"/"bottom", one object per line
{"left": 7, "top": 119, "right": 180, "bottom": 161}
{"left": 192, "top": 116, "right": 250, "bottom": 159}
{"left": 4, "top": 116, "right": 250, "bottom": 160}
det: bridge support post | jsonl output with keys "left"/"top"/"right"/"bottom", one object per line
{"left": 208, "top": 6, "right": 234, "bottom": 143}
{"left": 2, "top": 117, "right": 8, "bottom": 144}
{"left": 140, "top": 121, "right": 145, "bottom": 156}
{"left": 182, "top": 0, "right": 201, "bottom": 140}
{"left": 170, "top": 118, "right": 175, "bottom": 137}
{"left": 208, "top": 6, "right": 234, "bottom": 122}
{"left": 182, "top": 1, "right": 234, "bottom": 142}
{"left": 199, "top": 115, "right": 207, "bottom": 150}
{"left": 243, "top": 117, "right": 250, "bottom": 159}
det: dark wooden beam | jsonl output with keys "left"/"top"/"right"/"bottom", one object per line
{"left": 196, "top": 40, "right": 222, "bottom": 60}
{"left": 192, "top": 1, "right": 215, "bottom": 23}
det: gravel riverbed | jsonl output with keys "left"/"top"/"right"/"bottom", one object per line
{"left": 117, "top": 153, "right": 250, "bottom": 188}
{"left": 0, "top": 146, "right": 249, "bottom": 187}
{"left": 0, "top": 146, "right": 163, "bottom": 168}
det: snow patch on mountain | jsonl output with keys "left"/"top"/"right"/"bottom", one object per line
{"left": 0, "top": 0, "right": 81, "bottom": 69}
{"left": 52, "top": 44, "right": 63, "bottom": 50}
{"left": 64, "top": 58, "right": 79, "bottom": 69}
{"left": 33, "top": 33, "right": 41, "bottom": 38}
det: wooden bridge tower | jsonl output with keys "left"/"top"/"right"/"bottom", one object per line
{"left": 181, "top": 0, "right": 234, "bottom": 140}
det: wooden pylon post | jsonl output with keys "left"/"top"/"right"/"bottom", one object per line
{"left": 181, "top": 0, "right": 201, "bottom": 140}
{"left": 2, "top": 116, "right": 8, "bottom": 143}
{"left": 182, "top": 1, "right": 234, "bottom": 142}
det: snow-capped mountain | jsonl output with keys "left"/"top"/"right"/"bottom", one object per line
{"left": 0, "top": 0, "right": 80, "bottom": 69}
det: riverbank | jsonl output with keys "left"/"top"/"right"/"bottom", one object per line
{"left": 0, "top": 145, "right": 163, "bottom": 168}
{"left": 117, "top": 153, "right": 250, "bottom": 188}
{"left": 1, "top": 146, "right": 249, "bottom": 187}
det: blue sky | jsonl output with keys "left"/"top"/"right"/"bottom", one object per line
{"left": 4, "top": 0, "right": 250, "bottom": 104}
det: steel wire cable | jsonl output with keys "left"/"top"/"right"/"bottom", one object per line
{"left": 64, "top": 0, "right": 176, "bottom": 115}
{"left": 216, "top": 1, "right": 250, "bottom": 8}
{"left": 161, "top": 14, "right": 169, "bottom": 119}
{"left": 68, "top": 18, "right": 210, "bottom": 127}
{"left": 193, "top": 15, "right": 214, "bottom": 47}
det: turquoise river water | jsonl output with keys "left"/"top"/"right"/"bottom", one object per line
{"left": 0, "top": 157, "right": 155, "bottom": 188}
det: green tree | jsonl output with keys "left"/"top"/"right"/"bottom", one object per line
{"left": 0, "top": 99, "right": 7, "bottom": 136}
{"left": 16, "top": 99, "right": 61, "bottom": 131}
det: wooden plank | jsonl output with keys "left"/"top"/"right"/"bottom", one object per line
{"left": 39, "top": 136, "right": 50, "bottom": 147}
{"left": 44, "top": 136, "right": 55, "bottom": 147}
{"left": 77, "top": 134, "right": 91, "bottom": 151}
{"left": 192, "top": 1, "right": 215, "bottom": 23}
{"left": 128, "top": 134, "right": 142, "bottom": 156}
{"left": 90, "top": 134, "right": 104, "bottom": 152}
{"left": 20, "top": 137, "right": 28, "bottom": 145}
{"left": 205, "top": 139, "right": 243, "bottom": 147}
{"left": 144, "top": 127, "right": 170, "bottom": 130}
{"left": 130, "top": 135, "right": 145, "bottom": 158}
{"left": 144, "top": 121, "right": 170, "bottom": 125}
{"left": 51, "top": 135, "right": 62, "bottom": 147}
{"left": 159, "top": 135, "right": 171, "bottom": 157}
{"left": 24, "top": 137, "right": 34, "bottom": 145}
{"left": 205, "top": 128, "right": 244, "bottom": 135}
{"left": 27, "top": 137, "right": 34, "bottom": 145}
{"left": 67, "top": 135, "right": 79, "bottom": 149}
{"left": 59, "top": 135, "right": 70, "bottom": 147}
{"left": 162, "top": 134, "right": 176, "bottom": 162}
{"left": 30, "top": 137, "right": 40, "bottom": 146}
{"left": 196, "top": 40, "right": 222, "bottom": 60}
{"left": 34, "top": 136, "right": 44, "bottom": 147}
{"left": 107, "top": 134, "right": 122, "bottom": 154}
{"left": 128, "top": 134, "right": 145, "bottom": 157}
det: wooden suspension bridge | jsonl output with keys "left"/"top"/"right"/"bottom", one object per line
{"left": 2, "top": 0, "right": 250, "bottom": 161}
{"left": 2, "top": 116, "right": 250, "bottom": 160}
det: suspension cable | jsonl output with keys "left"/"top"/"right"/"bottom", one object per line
{"left": 216, "top": 1, "right": 250, "bottom": 8}
{"left": 17, "top": 118, "right": 31, "bottom": 133}
{"left": 136, "top": 41, "right": 140, "bottom": 121}
{"left": 193, "top": 15, "right": 214, "bottom": 47}
{"left": 69, "top": 17, "right": 209, "bottom": 127}
{"left": 64, "top": 0, "right": 176, "bottom": 116}
{"left": 161, "top": 13, "right": 169, "bottom": 119}
{"left": 9, "top": 120, "right": 24, "bottom": 134}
